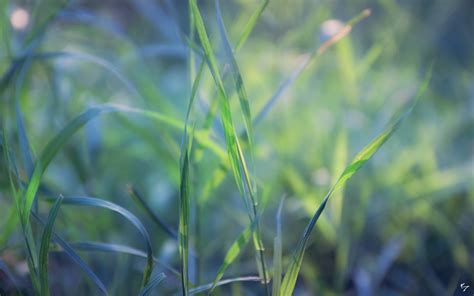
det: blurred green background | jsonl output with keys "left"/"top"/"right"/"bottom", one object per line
{"left": 0, "top": 0, "right": 473, "bottom": 295}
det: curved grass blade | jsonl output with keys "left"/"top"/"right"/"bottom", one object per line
{"left": 208, "top": 221, "right": 256, "bottom": 294}
{"left": 279, "top": 69, "right": 432, "bottom": 296}
{"left": 31, "top": 212, "right": 109, "bottom": 295}
{"left": 128, "top": 185, "right": 178, "bottom": 240}
{"left": 50, "top": 196, "right": 154, "bottom": 288}
{"left": 189, "top": 276, "right": 261, "bottom": 295}
{"left": 138, "top": 272, "right": 166, "bottom": 296}
{"left": 39, "top": 195, "right": 63, "bottom": 296}
{"left": 21, "top": 103, "right": 226, "bottom": 228}
{"left": 70, "top": 241, "right": 180, "bottom": 277}
{"left": 22, "top": 105, "right": 115, "bottom": 226}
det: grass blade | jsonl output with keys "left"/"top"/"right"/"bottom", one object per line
{"left": 190, "top": 276, "right": 261, "bottom": 295}
{"left": 22, "top": 105, "right": 114, "bottom": 226}
{"left": 189, "top": 2, "right": 269, "bottom": 292}
{"left": 280, "top": 69, "right": 432, "bottom": 296}
{"left": 38, "top": 195, "right": 63, "bottom": 296}
{"left": 253, "top": 9, "right": 371, "bottom": 126}
{"left": 31, "top": 212, "right": 109, "bottom": 295}
{"left": 70, "top": 241, "right": 180, "bottom": 277}
{"left": 178, "top": 125, "right": 194, "bottom": 296}
{"left": 128, "top": 185, "right": 178, "bottom": 240}
{"left": 235, "top": 0, "right": 269, "bottom": 51}
{"left": 208, "top": 221, "right": 255, "bottom": 294}
{"left": 272, "top": 197, "right": 285, "bottom": 296}
{"left": 138, "top": 272, "right": 166, "bottom": 296}
{"left": 47, "top": 196, "right": 154, "bottom": 288}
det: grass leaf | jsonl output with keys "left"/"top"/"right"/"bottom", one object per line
{"left": 272, "top": 197, "right": 285, "bottom": 296}
{"left": 208, "top": 221, "right": 255, "bottom": 294}
{"left": 280, "top": 68, "right": 432, "bottom": 296}
{"left": 70, "top": 241, "right": 180, "bottom": 277}
{"left": 39, "top": 195, "right": 63, "bottom": 296}
{"left": 31, "top": 212, "right": 109, "bottom": 295}
{"left": 127, "top": 185, "right": 178, "bottom": 240}
{"left": 138, "top": 272, "right": 166, "bottom": 296}
{"left": 190, "top": 276, "right": 261, "bottom": 295}
{"left": 47, "top": 196, "right": 154, "bottom": 288}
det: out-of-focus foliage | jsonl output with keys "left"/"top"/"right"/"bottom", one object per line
{"left": 0, "top": 0, "right": 472, "bottom": 295}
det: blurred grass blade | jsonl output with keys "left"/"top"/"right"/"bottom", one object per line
{"left": 190, "top": 276, "right": 261, "bottom": 295}
{"left": 272, "top": 197, "right": 285, "bottom": 296}
{"left": 127, "top": 185, "right": 178, "bottom": 240}
{"left": 138, "top": 272, "right": 166, "bottom": 296}
{"left": 253, "top": 9, "right": 371, "bottom": 126}
{"left": 235, "top": 0, "right": 269, "bottom": 51}
{"left": 178, "top": 125, "right": 194, "bottom": 296}
{"left": 56, "top": 196, "right": 154, "bottom": 287}
{"left": 22, "top": 105, "right": 114, "bottom": 226}
{"left": 0, "top": 259, "right": 21, "bottom": 294}
{"left": 215, "top": 0, "right": 256, "bottom": 191}
{"left": 280, "top": 69, "right": 432, "bottom": 296}
{"left": 31, "top": 212, "right": 109, "bottom": 295}
{"left": 209, "top": 221, "right": 255, "bottom": 294}
{"left": 39, "top": 195, "right": 63, "bottom": 296}
{"left": 15, "top": 101, "right": 35, "bottom": 177}
{"left": 70, "top": 241, "right": 180, "bottom": 277}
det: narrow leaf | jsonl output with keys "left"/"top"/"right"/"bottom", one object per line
{"left": 39, "top": 195, "right": 63, "bottom": 296}
{"left": 280, "top": 69, "right": 432, "bottom": 296}
{"left": 138, "top": 272, "right": 166, "bottom": 296}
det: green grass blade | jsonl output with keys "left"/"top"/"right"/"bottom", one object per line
{"left": 178, "top": 126, "right": 194, "bottom": 296}
{"left": 253, "top": 9, "right": 371, "bottom": 127}
{"left": 39, "top": 195, "right": 63, "bottom": 296}
{"left": 54, "top": 196, "right": 154, "bottom": 288}
{"left": 22, "top": 105, "right": 114, "bottom": 226}
{"left": 280, "top": 69, "right": 432, "bottom": 296}
{"left": 128, "top": 185, "right": 178, "bottom": 240}
{"left": 32, "top": 212, "right": 108, "bottom": 295}
{"left": 209, "top": 222, "right": 255, "bottom": 294}
{"left": 138, "top": 272, "right": 166, "bottom": 296}
{"left": 190, "top": 1, "right": 269, "bottom": 292}
{"left": 215, "top": 0, "right": 256, "bottom": 191}
{"left": 189, "top": 0, "right": 243, "bottom": 194}
{"left": 70, "top": 241, "right": 180, "bottom": 277}
{"left": 272, "top": 197, "right": 285, "bottom": 296}
{"left": 190, "top": 276, "right": 261, "bottom": 295}
{"left": 235, "top": 0, "right": 269, "bottom": 51}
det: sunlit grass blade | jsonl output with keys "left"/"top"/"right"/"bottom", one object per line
{"left": 280, "top": 68, "right": 432, "bottom": 296}
{"left": 70, "top": 241, "right": 180, "bottom": 277}
{"left": 190, "top": 276, "right": 261, "bottom": 295}
{"left": 128, "top": 185, "right": 178, "bottom": 240}
{"left": 272, "top": 197, "right": 285, "bottom": 296}
{"left": 38, "top": 195, "right": 63, "bottom": 296}
{"left": 45, "top": 196, "right": 154, "bottom": 288}
{"left": 215, "top": 0, "right": 256, "bottom": 190}
{"left": 138, "top": 272, "right": 166, "bottom": 296}
{"left": 31, "top": 212, "right": 109, "bottom": 295}
{"left": 189, "top": 3, "right": 269, "bottom": 292}
{"left": 235, "top": 0, "right": 269, "bottom": 51}
{"left": 208, "top": 221, "right": 255, "bottom": 294}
